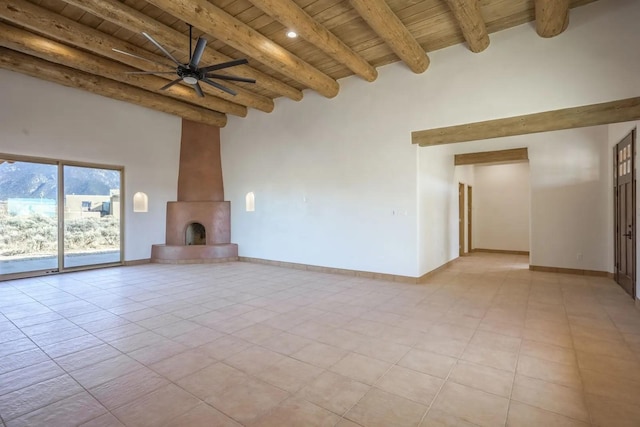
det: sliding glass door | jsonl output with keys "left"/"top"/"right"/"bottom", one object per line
{"left": 0, "top": 155, "right": 123, "bottom": 279}
{"left": 63, "top": 165, "right": 121, "bottom": 269}
{"left": 0, "top": 159, "right": 59, "bottom": 276}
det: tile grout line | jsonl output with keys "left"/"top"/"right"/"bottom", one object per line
{"left": 330, "top": 283, "right": 453, "bottom": 426}
{"left": 326, "top": 318, "right": 399, "bottom": 426}
{"left": 564, "top": 284, "right": 597, "bottom": 427}
{"left": 503, "top": 273, "right": 532, "bottom": 427}
{"left": 415, "top": 273, "right": 506, "bottom": 427}
{"left": 517, "top": 275, "right": 606, "bottom": 426}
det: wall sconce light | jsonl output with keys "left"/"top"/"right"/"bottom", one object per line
{"left": 246, "top": 192, "right": 255, "bottom": 212}
{"left": 133, "top": 192, "right": 148, "bottom": 212}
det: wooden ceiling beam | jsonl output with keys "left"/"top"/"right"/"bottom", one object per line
{"left": 348, "top": 0, "right": 429, "bottom": 74}
{"left": 59, "top": 0, "right": 303, "bottom": 101}
{"left": 454, "top": 148, "right": 528, "bottom": 166}
{"left": 412, "top": 97, "right": 640, "bottom": 147}
{"left": 0, "top": 22, "right": 246, "bottom": 117}
{"left": 140, "top": 0, "right": 340, "bottom": 98}
{"left": 248, "top": 0, "right": 377, "bottom": 82}
{"left": 535, "top": 0, "right": 570, "bottom": 38}
{"left": 0, "top": 48, "right": 226, "bottom": 127}
{"left": 0, "top": 0, "right": 273, "bottom": 113}
{"left": 444, "top": 0, "right": 490, "bottom": 53}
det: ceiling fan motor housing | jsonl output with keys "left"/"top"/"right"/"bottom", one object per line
{"left": 177, "top": 66, "right": 201, "bottom": 84}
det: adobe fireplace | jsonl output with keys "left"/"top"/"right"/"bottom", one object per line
{"left": 151, "top": 120, "right": 238, "bottom": 263}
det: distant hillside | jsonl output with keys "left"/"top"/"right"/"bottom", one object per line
{"left": 0, "top": 162, "right": 120, "bottom": 200}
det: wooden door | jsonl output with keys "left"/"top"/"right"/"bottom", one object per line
{"left": 614, "top": 130, "right": 636, "bottom": 298}
{"left": 459, "top": 183, "right": 464, "bottom": 257}
{"left": 468, "top": 186, "right": 473, "bottom": 252}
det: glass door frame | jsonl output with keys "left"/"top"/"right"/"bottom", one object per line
{"left": 0, "top": 154, "right": 59, "bottom": 280}
{"left": 60, "top": 160, "right": 125, "bottom": 273}
{"left": 0, "top": 152, "right": 124, "bottom": 281}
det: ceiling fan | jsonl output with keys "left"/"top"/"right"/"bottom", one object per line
{"left": 114, "top": 25, "right": 255, "bottom": 97}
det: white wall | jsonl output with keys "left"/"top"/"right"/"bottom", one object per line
{"left": 473, "top": 163, "right": 530, "bottom": 252}
{"left": 0, "top": 70, "right": 181, "bottom": 261}
{"left": 530, "top": 128, "right": 611, "bottom": 272}
{"left": 221, "top": 0, "right": 639, "bottom": 277}
{"left": 220, "top": 86, "right": 418, "bottom": 276}
{"left": 417, "top": 144, "right": 455, "bottom": 274}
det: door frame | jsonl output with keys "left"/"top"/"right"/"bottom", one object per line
{"left": 468, "top": 185, "right": 473, "bottom": 252}
{"left": 613, "top": 129, "right": 636, "bottom": 299}
{"left": 60, "top": 162, "right": 125, "bottom": 273}
{"left": 459, "top": 183, "right": 465, "bottom": 257}
{"left": 0, "top": 152, "right": 124, "bottom": 281}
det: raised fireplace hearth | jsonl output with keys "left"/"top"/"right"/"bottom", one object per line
{"left": 151, "top": 120, "right": 238, "bottom": 264}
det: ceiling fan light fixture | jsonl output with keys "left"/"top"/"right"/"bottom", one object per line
{"left": 286, "top": 30, "right": 298, "bottom": 38}
{"left": 182, "top": 76, "right": 198, "bottom": 84}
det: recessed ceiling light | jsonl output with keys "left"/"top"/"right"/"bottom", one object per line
{"left": 286, "top": 30, "right": 298, "bottom": 38}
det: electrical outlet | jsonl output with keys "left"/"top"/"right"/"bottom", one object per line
{"left": 576, "top": 252, "right": 583, "bottom": 261}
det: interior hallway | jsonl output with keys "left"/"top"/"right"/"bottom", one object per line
{"left": 0, "top": 254, "right": 639, "bottom": 426}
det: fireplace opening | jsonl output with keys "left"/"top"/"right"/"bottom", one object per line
{"left": 185, "top": 222, "right": 206, "bottom": 245}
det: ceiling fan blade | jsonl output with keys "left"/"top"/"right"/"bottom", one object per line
{"left": 206, "top": 73, "right": 256, "bottom": 84}
{"left": 199, "top": 58, "right": 248, "bottom": 73}
{"left": 126, "top": 71, "right": 177, "bottom": 75}
{"left": 142, "top": 32, "right": 183, "bottom": 66}
{"left": 160, "top": 79, "right": 182, "bottom": 91}
{"left": 193, "top": 82, "right": 205, "bottom": 97}
{"left": 189, "top": 38, "right": 207, "bottom": 69}
{"left": 202, "top": 78, "right": 237, "bottom": 96}
{"left": 112, "top": 48, "right": 174, "bottom": 69}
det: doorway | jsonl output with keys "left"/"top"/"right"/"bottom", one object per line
{"left": 468, "top": 186, "right": 473, "bottom": 252}
{"left": 614, "top": 130, "right": 636, "bottom": 298}
{"left": 458, "top": 183, "right": 473, "bottom": 256}
{"left": 459, "top": 183, "right": 464, "bottom": 257}
{"left": 0, "top": 158, "right": 58, "bottom": 276}
{"left": 63, "top": 164, "right": 122, "bottom": 269}
{"left": 0, "top": 155, "right": 123, "bottom": 280}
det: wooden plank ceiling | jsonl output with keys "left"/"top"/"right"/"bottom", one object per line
{"left": 0, "top": 0, "right": 598, "bottom": 127}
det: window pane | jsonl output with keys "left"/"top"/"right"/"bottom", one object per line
{"left": 63, "top": 165, "right": 121, "bottom": 268}
{"left": 0, "top": 159, "right": 58, "bottom": 276}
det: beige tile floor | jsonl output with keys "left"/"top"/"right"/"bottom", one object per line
{"left": 1, "top": 254, "right": 640, "bottom": 426}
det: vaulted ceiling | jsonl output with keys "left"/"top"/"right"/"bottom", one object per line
{"left": 0, "top": 0, "right": 597, "bottom": 127}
